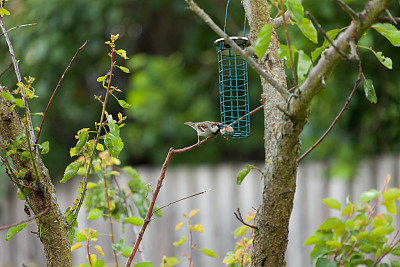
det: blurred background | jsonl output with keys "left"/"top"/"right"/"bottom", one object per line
{"left": 0, "top": 0, "right": 400, "bottom": 266}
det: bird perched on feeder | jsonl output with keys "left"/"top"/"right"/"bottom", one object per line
{"left": 184, "top": 121, "right": 221, "bottom": 144}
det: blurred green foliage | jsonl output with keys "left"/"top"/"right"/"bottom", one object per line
{"left": 0, "top": 0, "right": 399, "bottom": 178}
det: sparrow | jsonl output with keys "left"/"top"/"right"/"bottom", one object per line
{"left": 184, "top": 121, "right": 221, "bottom": 143}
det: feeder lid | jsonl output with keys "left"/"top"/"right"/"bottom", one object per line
{"left": 214, "top": 36, "right": 250, "bottom": 48}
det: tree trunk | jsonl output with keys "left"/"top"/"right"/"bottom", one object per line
{"left": 242, "top": 0, "right": 392, "bottom": 266}
{"left": 0, "top": 87, "right": 71, "bottom": 266}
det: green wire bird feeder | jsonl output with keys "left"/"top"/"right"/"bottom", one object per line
{"left": 215, "top": 0, "right": 250, "bottom": 139}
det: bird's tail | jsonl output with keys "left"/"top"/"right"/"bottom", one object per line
{"left": 184, "top": 122, "right": 196, "bottom": 129}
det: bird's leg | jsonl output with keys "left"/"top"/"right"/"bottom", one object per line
{"left": 197, "top": 135, "right": 200, "bottom": 144}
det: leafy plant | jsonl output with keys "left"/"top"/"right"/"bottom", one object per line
{"left": 223, "top": 211, "right": 255, "bottom": 267}
{"left": 305, "top": 175, "right": 400, "bottom": 266}
{"left": 173, "top": 209, "right": 219, "bottom": 266}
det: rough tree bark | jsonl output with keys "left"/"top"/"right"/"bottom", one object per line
{"left": 241, "top": 0, "right": 392, "bottom": 266}
{"left": 0, "top": 86, "right": 71, "bottom": 266}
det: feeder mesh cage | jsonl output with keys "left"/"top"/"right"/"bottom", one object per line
{"left": 215, "top": 37, "right": 250, "bottom": 139}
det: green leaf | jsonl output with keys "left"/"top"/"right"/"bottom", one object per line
{"left": 134, "top": 262, "right": 154, "bottom": 267}
{"left": 200, "top": 248, "right": 219, "bottom": 258}
{"left": 0, "top": 7, "right": 10, "bottom": 17}
{"left": 371, "top": 225, "right": 394, "bottom": 237}
{"left": 39, "top": 141, "right": 50, "bottom": 155}
{"left": 233, "top": 225, "right": 247, "bottom": 238}
{"left": 391, "top": 245, "right": 400, "bottom": 256}
{"left": 116, "top": 49, "right": 129, "bottom": 59}
{"left": 277, "top": 44, "right": 297, "bottom": 68}
{"left": 161, "top": 257, "right": 179, "bottom": 266}
{"left": 255, "top": 24, "right": 273, "bottom": 59}
{"left": 236, "top": 164, "right": 254, "bottom": 185}
{"left": 108, "top": 114, "right": 119, "bottom": 136}
{"left": 97, "top": 76, "right": 106, "bottom": 82}
{"left": 310, "top": 244, "right": 328, "bottom": 264}
{"left": 173, "top": 236, "right": 186, "bottom": 247}
{"left": 383, "top": 199, "right": 397, "bottom": 214}
{"left": 88, "top": 208, "right": 102, "bottom": 220}
{"left": 117, "top": 65, "right": 130, "bottom": 73}
{"left": 5, "top": 223, "right": 28, "bottom": 241}
{"left": 118, "top": 99, "right": 131, "bottom": 108}
{"left": 360, "top": 189, "right": 380, "bottom": 203}
{"left": 311, "top": 29, "right": 342, "bottom": 61}
{"left": 316, "top": 258, "right": 338, "bottom": 267}
{"left": 104, "top": 133, "right": 124, "bottom": 158}
{"left": 297, "top": 50, "right": 312, "bottom": 84}
{"left": 1, "top": 91, "right": 15, "bottom": 102}
{"left": 322, "top": 198, "right": 341, "bottom": 210}
{"left": 383, "top": 188, "right": 400, "bottom": 201}
{"left": 286, "top": 0, "right": 304, "bottom": 24}
{"left": 122, "top": 246, "right": 133, "bottom": 258}
{"left": 303, "top": 235, "right": 320, "bottom": 246}
{"left": 318, "top": 217, "right": 344, "bottom": 231}
{"left": 391, "top": 261, "right": 400, "bottom": 267}
{"left": 298, "top": 18, "right": 318, "bottom": 44}
{"left": 14, "top": 98, "right": 25, "bottom": 108}
{"left": 373, "top": 51, "right": 392, "bottom": 69}
{"left": 123, "top": 216, "right": 143, "bottom": 226}
{"left": 93, "top": 259, "right": 105, "bottom": 267}
{"left": 20, "top": 151, "right": 31, "bottom": 162}
{"left": 60, "top": 161, "right": 81, "bottom": 183}
{"left": 363, "top": 78, "right": 377, "bottom": 104}
{"left": 372, "top": 23, "right": 400, "bottom": 47}
{"left": 75, "top": 130, "right": 89, "bottom": 153}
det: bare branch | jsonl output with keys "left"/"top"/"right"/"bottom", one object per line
{"left": 378, "top": 15, "right": 400, "bottom": 24}
{"left": 0, "top": 23, "right": 37, "bottom": 38}
{"left": 0, "top": 18, "right": 35, "bottom": 144}
{"left": 184, "top": 0, "right": 290, "bottom": 99}
{"left": 0, "top": 206, "right": 50, "bottom": 231}
{"left": 305, "top": 11, "right": 351, "bottom": 60}
{"left": 152, "top": 189, "right": 211, "bottom": 215}
{"left": 35, "top": 40, "right": 88, "bottom": 144}
{"left": 0, "top": 61, "right": 13, "bottom": 79}
{"left": 297, "top": 58, "right": 362, "bottom": 163}
{"left": 333, "top": 0, "right": 359, "bottom": 21}
{"left": 234, "top": 208, "right": 258, "bottom": 230}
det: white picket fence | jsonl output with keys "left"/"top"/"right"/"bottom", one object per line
{"left": 1, "top": 155, "right": 400, "bottom": 267}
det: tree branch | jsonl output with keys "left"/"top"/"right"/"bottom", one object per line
{"left": 294, "top": 0, "right": 391, "bottom": 117}
{"left": 184, "top": 0, "right": 290, "bottom": 99}
{"left": 0, "top": 206, "right": 50, "bottom": 231}
{"left": 305, "top": 11, "right": 351, "bottom": 60}
{"left": 333, "top": 0, "right": 359, "bottom": 21}
{"left": 297, "top": 58, "right": 362, "bottom": 163}
{"left": 35, "top": 40, "right": 88, "bottom": 145}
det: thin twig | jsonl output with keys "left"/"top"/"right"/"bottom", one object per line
{"left": 385, "top": 9, "right": 397, "bottom": 25}
{"left": 297, "top": 58, "right": 362, "bottom": 163}
{"left": 0, "top": 23, "right": 37, "bottom": 38}
{"left": 35, "top": 41, "right": 88, "bottom": 145}
{"left": 378, "top": 15, "right": 400, "bottom": 24}
{"left": 102, "top": 167, "right": 119, "bottom": 267}
{"left": 152, "top": 189, "right": 211, "bottom": 215}
{"left": 333, "top": 0, "right": 359, "bottom": 21}
{"left": 305, "top": 11, "right": 351, "bottom": 60}
{"left": 184, "top": 0, "right": 290, "bottom": 99}
{"left": 0, "top": 206, "right": 50, "bottom": 231}
{"left": 0, "top": 17, "right": 35, "bottom": 145}
{"left": 0, "top": 61, "right": 13, "bottom": 79}
{"left": 279, "top": 0, "right": 297, "bottom": 88}
{"left": 234, "top": 208, "right": 258, "bottom": 230}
